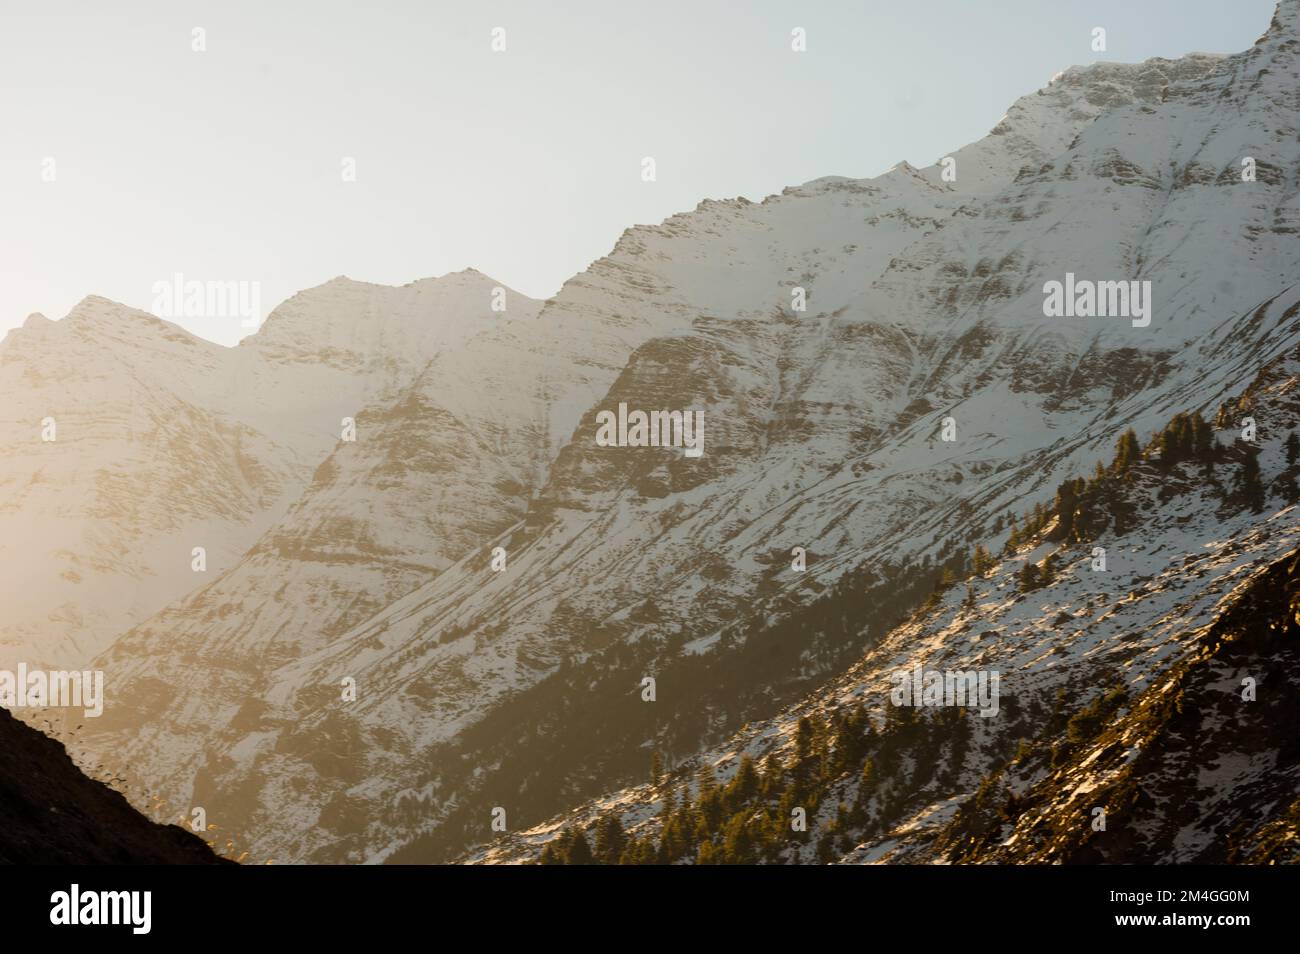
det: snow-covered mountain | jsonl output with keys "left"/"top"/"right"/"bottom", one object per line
{"left": 469, "top": 324, "right": 1300, "bottom": 864}
{"left": 0, "top": 271, "right": 535, "bottom": 671}
{"left": 20, "top": 0, "right": 1300, "bottom": 864}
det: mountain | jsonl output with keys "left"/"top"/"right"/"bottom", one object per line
{"left": 0, "top": 271, "right": 537, "bottom": 672}
{"left": 468, "top": 326, "right": 1300, "bottom": 864}
{"left": 34, "top": 0, "right": 1300, "bottom": 864}
{"left": 0, "top": 704, "right": 227, "bottom": 864}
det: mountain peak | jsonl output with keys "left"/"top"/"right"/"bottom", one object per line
{"left": 1264, "top": 0, "right": 1300, "bottom": 39}
{"left": 406, "top": 267, "right": 500, "bottom": 287}
{"left": 61, "top": 294, "right": 162, "bottom": 329}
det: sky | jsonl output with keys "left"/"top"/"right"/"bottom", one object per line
{"left": 0, "top": 0, "right": 1279, "bottom": 345}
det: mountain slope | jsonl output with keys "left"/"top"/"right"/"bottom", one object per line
{"left": 0, "top": 271, "right": 536, "bottom": 673}
{"left": 59, "top": 0, "right": 1300, "bottom": 865}
{"left": 467, "top": 335, "right": 1300, "bottom": 864}
{"left": 0, "top": 705, "right": 227, "bottom": 864}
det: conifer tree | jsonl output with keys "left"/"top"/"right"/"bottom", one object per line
{"left": 565, "top": 828, "right": 595, "bottom": 865}
{"left": 760, "top": 751, "right": 784, "bottom": 796}
{"left": 1053, "top": 480, "right": 1078, "bottom": 541}
{"left": 1113, "top": 428, "right": 1141, "bottom": 473}
{"left": 1041, "top": 551, "right": 1059, "bottom": 586}
{"left": 539, "top": 840, "right": 564, "bottom": 865}
{"left": 1239, "top": 449, "right": 1265, "bottom": 513}
{"left": 794, "top": 716, "right": 815, "bottom": 764}
{"left": 1018, "top": 562, "right": 1040, "bottom": 593}
{"left": 726, "top": 755, "right": 760, "bottom": 811}
{"left": 1193, "top": 412, "right": 1215, "bottom": 461}
{"left": 594, "top": 814, "right": 627, "bottom": 865}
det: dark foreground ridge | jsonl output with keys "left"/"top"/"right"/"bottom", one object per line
{"left": 0, "top": 708, "right": 229, "bottom": 864}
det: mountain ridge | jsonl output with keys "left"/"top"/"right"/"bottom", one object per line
{"left": 12, "top": 0, "right": 1300, "bottom": 865}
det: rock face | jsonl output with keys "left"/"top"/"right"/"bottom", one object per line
{"left": 0, "top": 705, "right": 227, "bottom": 864}
{"left": 470, "top": 335, "right": 1300, "bottom": 866}
{"left": 0, "top": 271, "right": 538, "bottom": 672}
{"left": 10, "top": 2, "right": 1300, "bottom": 864}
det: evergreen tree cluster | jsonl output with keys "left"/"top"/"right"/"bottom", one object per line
{"left": 538, "top": 697, "right": 993, "bottom": 865}
{"left": 1000, "top": 411, "right": 1233, "bottom": 564}
{"left": 533, "top": 405, "right": 1279, "bottom": 866}
{"left": 1157, "top": 411, "right": 1215, "bottom": 467}
{"left": 539, "top": 706, "right": 892, "bottom": 864}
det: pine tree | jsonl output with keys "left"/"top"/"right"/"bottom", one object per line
{"left": 1041, "top": 551, "right": 1059, "bottom": 586}
{"left": 725, "top": 755, "right": 760, "bottom": 811}
{"left": 565, "top": 828, "right": 595, "bottom": 865}
{"left": 539, "top": 840, "right": 564, "bottom": 865}
{"left": 760, "top": 751, "right": 784, "bottom": 797}
{"left": 697, "top": 763, "right": 718, "bottom": 796}
{"left": 697, "top": 766, "right": 724, "bottom": 835}
{"left": 1113, "top": 428, "right": 1141, "bottom": 473}
{"left": 1239, "top": 449, "right": 1265, "bottom": 513}
{"left": 650, "top": 750, "right": 663, "bottom": 784}
{"left": 620, "top": 836, "right": 655, "bottom": 865}
{"left": 1053, "top": 480, "right": 1078, "bottom": 541}
{"left": 794, "top": 716, "right": 815, "bottom": 764}
{"left": 661, "top": 786, "right": 678, "bottom": 820}
{"left": 1158, "top": 416, "right": 1180, "bottom": 465}
{"left": 1287, "top": 431, "right": 1300, "bottom": 467}
{"left": 594, "top": 814, "right": 627, "bottom": 865}
{"left": 833, "top": 706, "right": 870, "bottom": 770}
{"left": 934, "top": 565, "right": 957, "bottom": 593}
{"left": 816, "top": 828, "right": 836, "bottom": 864}
{"left": 722, "top": 813, "right": 756, "bottom": 864}
{"left": 1192, "top": 412, "right": 1215, "bottom": 461}
{"left": 1018, "top": 562, "right": 1041, "bottom": 593}
{"left": 853, "top": 758, "right": 876, "bottom": 826}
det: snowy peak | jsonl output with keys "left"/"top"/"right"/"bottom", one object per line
{"left": 251, "top": 269, "right": 530, "bottom": 330}
{"left": 1261, "top": 0, "right": 1300, "bottom": 42}
{"left": 917, "top": 52, "right": 1225, "bottom": 196}
{"left": 3, "top": 294, "right": 216, "bottom": 358}
{"left": 0, "top": 268, "right": 542, "bottom": 672}
{"left": 21, "top": 0, "right": 1300, "bottom": 868}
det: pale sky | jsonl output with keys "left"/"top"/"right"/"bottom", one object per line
{"left": 0, "top": 0, "right": 1277, "bottom": 345}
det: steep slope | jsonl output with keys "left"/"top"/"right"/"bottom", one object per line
{"left": 70, "top": 275, "right": 547, "bottom": 845}
{"left": 468, "top": 334, "right": 1300, "bottom": 864}
{"left": 0, "top": 271, "right": 533, "bottom": 673}
{"left": 70, "top": 1, "right": 1300, "bottom": 865}
{"left": 0, "top": 706, "right": 227, "bottom": 864}
{"left": 365, "top": 15, "right": 1300, "bottom": 862}
{"left": 942, "top": 547, "right": 1300, "bottom": 865}
{"left": 0, "top": 298, "right": 302, "bottom": 671}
